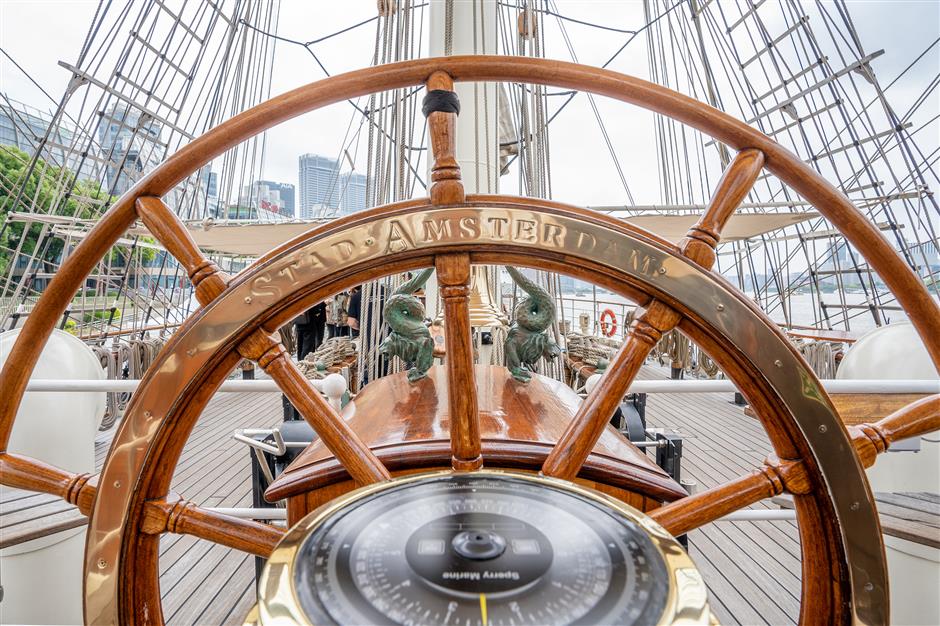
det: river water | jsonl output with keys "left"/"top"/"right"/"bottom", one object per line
{"left": 547, "top": 290, "right": 934, "bottom": 338}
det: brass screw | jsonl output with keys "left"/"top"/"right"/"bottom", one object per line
{"left": 658, "top": 267, "right": 667, "bottom": 274}
{"left": 818, "top": 424, "right": 828, "bottom": 433}
{"left": 244, "top": 296, "right": 252, "bottom": 304}
{"left": 113, "top": 480, "right": 121, "bottom": 488}
{"left": 97, "top": 559, "right": 108, "bottom": 569}
{"left": 716, "top": 304, "right": 725, "bottom": 311}
{"left": 774, "top": 359, "right": 783, "bottom": 367}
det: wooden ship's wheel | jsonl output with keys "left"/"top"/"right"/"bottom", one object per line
{"left": 0, "top": 57, "right": 937, "bottom": 625}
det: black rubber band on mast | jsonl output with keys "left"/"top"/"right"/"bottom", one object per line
{"left": 422, "top": 90, "right": 460, "bottom": 117}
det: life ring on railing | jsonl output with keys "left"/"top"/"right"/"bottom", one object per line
{"left": 599, "top": 308, "right": 618, "bottom": 337}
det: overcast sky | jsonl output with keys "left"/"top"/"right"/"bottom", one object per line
{"left": 1, "top": 0, "right": 937, "bottom": 209}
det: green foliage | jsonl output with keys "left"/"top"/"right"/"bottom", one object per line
{"left": 0, "top": 145, "right": 117, "bottom": 274}
{"left": 82, "top": 307, "right": 121, "bottom": 324}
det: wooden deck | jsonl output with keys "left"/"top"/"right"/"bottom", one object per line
{"left": 2, "top": 365, "right": 803, "bottom": 625}
{"left": 639, "top": 366, "right": 802, "bottom": 625}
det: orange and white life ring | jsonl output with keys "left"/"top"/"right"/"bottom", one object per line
{"left": 599, "top": 308, "right": 618, "bottom": 337}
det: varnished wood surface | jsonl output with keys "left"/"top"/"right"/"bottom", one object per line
{"left": 659, "top": 395, "right": 937, "bottom": 541}
{"left": 425, "top": 71, "right": 464, "bottom": 205}
{"left": 545, "top": 153, "right": 765, "bottom": 480}
{"left": 265, "top": 364, "right": 685, "bottom": 502}
{"left": 141, "top": 196, "right": 390, "bottom": 486}
{"left": 242, "top": 334, "right": 390, "bottom": 485}
{"left": 862, "top": 394, "right": 938, "bottom": 449}
{"left": 141, "top": 495, "right": 281, "bottom": 559}
{"left": 745, "top": 393, "right": 931, "bottom": 425}
{"left": 436, "top": 254, "right": 482, "bottom": 469}
{"left": 678, "top": 149, "right": 765, "bottom": 268}
{"left": 653, "top": 453, "right": 811, "bottom": 538}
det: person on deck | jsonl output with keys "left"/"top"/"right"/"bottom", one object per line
{"left": 326, "top": 292, "right": 349, "bottom": 338}
{"left": 293, "top": 301, "right": 326, "bottom": 361}
{"left": 345, "top": 286, "right": 361, "bottom": 338}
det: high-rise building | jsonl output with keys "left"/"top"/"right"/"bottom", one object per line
{"left": 96, "top": 103, "right": 164, "bottom": 195}
{"left": 199, "top": 167, "right": 219, "bottom": 217}
{"left": 264, "top": 180, "right": 295, "bottom": 217}
{"left": 241, "top": 179, "right": 295, "bottom": 218}
{"left": 298, "top": 154, "right": 340, "bottom": 218}
{"left": 339, "top": 171, "right": 367, "bottom": 214}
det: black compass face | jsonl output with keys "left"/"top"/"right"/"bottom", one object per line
{"left": 293, "top": 474, "right": 670, "bottom": 626}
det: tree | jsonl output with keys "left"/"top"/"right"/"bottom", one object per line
{"left": 0, "top": 145, "right": 155, "bottom": 276}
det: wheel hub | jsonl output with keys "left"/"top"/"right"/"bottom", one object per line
{"left": 258, "top": 471, "right": 709, "bottom": 625}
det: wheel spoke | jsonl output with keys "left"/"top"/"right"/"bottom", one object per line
{"left": 238, "top": 331, "right": 391, "bottom": 485}
{"left": 542, "top": 152, "right": 764, "bottom": 480}
{"left": 653, "top": 395, "right": 939, "bottom": 536}
{"left": 651, "top": 457, "right": 809, "bottom": 537}
{"left": 436, "top": 253, "right": 482, "bottom": 470}
{"left": 850, "top": 394, "right": 939, "bottom": 467}
{"left": 0, "top": 452, "right": 96, "bottom": 514}
{"left": 425, "top": 71, "right": 464, "bottom": 206}
{"left": 136, "top": 196, "right": 228, "bottom": 305}
{"left": 542, "top": 300, "right": 680, "bottom": 480}
{"left": 141, "top": 496, "right": 282, "bottom": 558}
{"left": 678, "top": 149, "right": 765, "bottom": 269}
{"left": 139, "top": 195, "right": 390, "bottom": 485}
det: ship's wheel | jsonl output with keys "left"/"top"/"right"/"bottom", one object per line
{"left": 0, "top": 57, "right": 937, "bottom": 626}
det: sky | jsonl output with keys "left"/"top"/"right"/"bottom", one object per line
{"left": 0, "top": 0, "right": 938, "bottom": 210}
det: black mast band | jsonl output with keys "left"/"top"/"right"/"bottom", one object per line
{"left": 422, "top": 90, "right": 460, "bottom": 117}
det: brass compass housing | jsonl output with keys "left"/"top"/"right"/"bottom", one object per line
{"left": 255, "top": 470, "right": 710, "bottom": 626}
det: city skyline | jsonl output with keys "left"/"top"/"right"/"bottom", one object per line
{"left": 298, "top": 153, "right": 367, "bottom": 219}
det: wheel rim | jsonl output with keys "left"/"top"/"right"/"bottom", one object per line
{"left": 0, "top": 56, "right": 934, "bottom": 625}
{"left": 90, "top": 198, "right": 875, "bottom": 623}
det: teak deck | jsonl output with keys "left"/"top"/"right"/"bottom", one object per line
{"left": 2, "top": 364, "right": 814, "bottom": 625}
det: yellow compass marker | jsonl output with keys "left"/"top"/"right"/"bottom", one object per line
{"left": 479, "top": 593, "right": 488, "bottom": 625}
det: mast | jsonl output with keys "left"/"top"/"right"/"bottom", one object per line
{"left": 426, "top": 1, "right": 503, "bottom": 338}
{"left": 429, "top": 0, "right": 499, "bottom": 193}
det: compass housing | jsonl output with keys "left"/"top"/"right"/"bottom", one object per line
{"left": 257, "top": 470, "right": 710, "bottom": 625}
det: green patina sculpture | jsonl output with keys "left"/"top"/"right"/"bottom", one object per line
{"left": 379, "top": 268, "right": 435, "bottom": 382}
{"left": 505, "top": 266, "right": 561, "bottom": 382}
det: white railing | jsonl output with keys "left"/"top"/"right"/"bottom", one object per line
{"left": 24, "top": 378, "right": 938, "bottom": 395}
